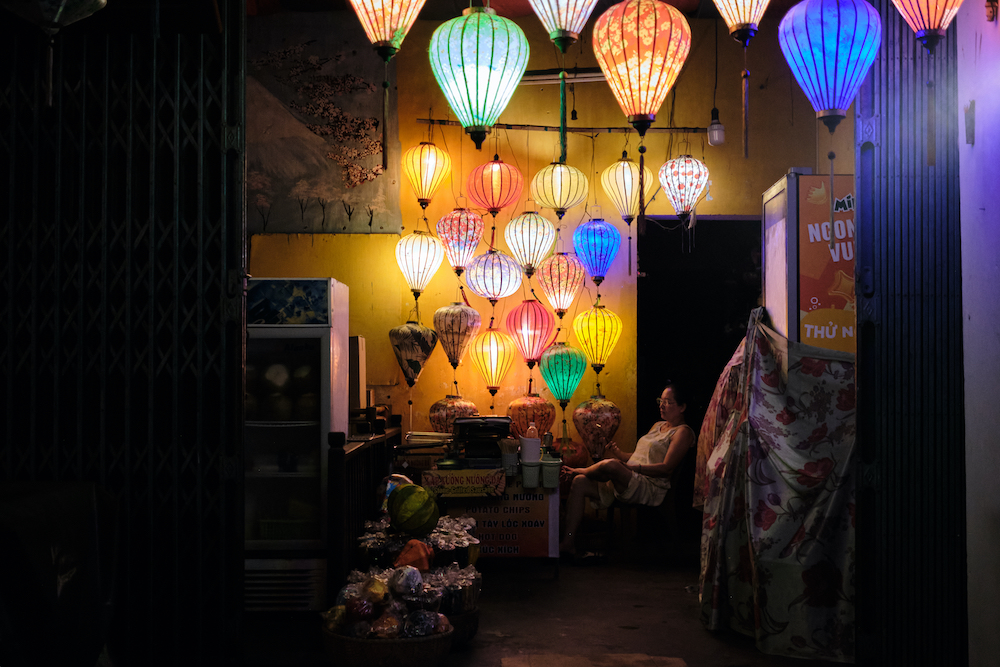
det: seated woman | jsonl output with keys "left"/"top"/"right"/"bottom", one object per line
{"left": 559, "top": 381, "right": 696, "bottom": 558}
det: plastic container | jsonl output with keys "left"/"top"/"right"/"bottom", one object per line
{"left": 541, "top": 459, "right": 560, "bottom": 489}
{"left": 519, "top": 437, "right": 541, "bottom": 462}
{"left": 526, "top": 421, "right": 538, "bottom": 439}
{"left": 521, "top": 461, "right": 541, "bottom": 487}
{"left": 501, "top": 451, "right": 519, "bottom": 477}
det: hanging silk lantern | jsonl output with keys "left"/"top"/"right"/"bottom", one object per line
{"left": 506, "top": 299, "right": 556, "bottom": 369}
{"left": 528, "top": 0, "right": 602, "bottom": 52}
{"left": 504, "top": 211, "right": 556, "bottom": 278}
{"left": 428, "top": 7, "right": 530, "bottom": 149}
{"left": 778, "top": 0, "right": 882, "bottom": 133}
{"left": 601, "top": 152, "right": 655, "bottom": 225}
{"left": 467, "top": 154, "right": 524, "bottom": 218}
{"left": 573, "top": 217, "right": 621, "bottom": 287}
{"left": 1, "top": 0, "right": 106, "bottom": 35}
{"left": 469, "top": 326, "right": 517, "bottom": 396}
{"left": 433, "top": 302, "right": 482, "bottom": 369}
{"left": 658, "top": 155, "right": 710, "bottom": 224}
{"left": 539, "top": 342, "right": 587, "bottom": 408}
{"left": 507, "top": 394, "right": 557, "bottom": 438}
{"left": 402, "top": 142, "right": 451, "bottom": 209}
{"left": 347, "top": 0, "right": 429, "bottom": 61}
{"left": 592, "top": 0, "right": 692, "bottom": 136}
{"left": 466, "top": 249, "right": 523, "bottom": 306}
{"left": 573, "top": 304, "right": 623, "bottom": 375}
{"left": 436, "top": 208, "right": 484, "bottom": 276}
{"left": 389, "top": 321, "right": 438, "bottom": 387}
{"left": 713, "top": 0, "right": 772, "bottom": 47}
{"left": 573, "top": 394, "right": 622, "bottom": 461}
{"left": 889, "top": 0, "right": 962, "bottom": 52}
{"left": 429, "top": 395, "right": 479, "bottom": 433}
{"left": 536, "top": 252, "right": 585, "bottom": 319}
{"left": 530, "top": 162, "right": 589, "bottom": 219}
{"left": 395, "top": 230, "right": 444, "bottom": 301}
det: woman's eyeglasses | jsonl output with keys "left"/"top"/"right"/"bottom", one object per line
{"left": 656, "top": 398, "right": 677, "bottom": 407}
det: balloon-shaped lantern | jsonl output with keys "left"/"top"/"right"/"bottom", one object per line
{"left": 395, "top": 230, "right": 444, "bottom": 302}
{"left": 592, "top": 0, "right": 692, "bottom": 136}
{"left": 573, "top": 394, "right": 622, "bottom": 461}
{"left": 713, "top": 0, "right": 772, "bottom": 47}
{"left": 573, "top": 303, "right": 623, "bottom": 376}
{"left": 429, "top": 395, "right": 479, "bottom": 433}
{"left": 347, "top": 0, "right": 429, "bottom": 61}
{"left": 528, "top": 0, "right": 602, "bottom": 52}
{"left": 530, "top": 162, "right": 589, "bottom": 219}
{"left": 402, "top": 142, "right": 451, "bottom": 209}
{"left": 467, "top": 155, "right": 524, "bottom": 217}
{"left": 778, "top": 0, "right": 881, "bottom": 133}
{"left": 508, "top": 394, "right": 557, "bottom": 438}
{"left": 436, "top": 208, "right": 484, "bottom": 276}
{"left": 504, "top": 211, "right": 556, "bottom": 278}
{"left": 889, "top": 0, "right": 962, "bottom": 52}
{"left": 658, "top": 155, "right": 710, "bottom": 225}
{"left": 536, "top": 252, "right": 585, "bottom": 319}
{"left": 469, "top": 326, "right": 517, "bottom": 396}
{"left": 433, "top": 302, "right": 482, "bottom": 369}
{"left": 539, "top": 341, "right": 588, "bottom": 445}
{"left": 573, "top": 217, "right": 621, "bottom": 287}
{"left": 389, "top": 321, "right": 438, "bottom": 387}
{"left": 428, "top": 7, "right": 530, "bottom": 149}
{"left": 506, "top": 299, "right": 556, "bottom": 369}
{"left": 601, "top": 152, "right": 655, "bottom": 225}
{"left": 466, "top": 249, "right": 523, "bottom": 307}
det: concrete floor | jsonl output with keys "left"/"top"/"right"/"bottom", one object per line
{"left": 245, "top": 525, "right": 841, "bottom": 667}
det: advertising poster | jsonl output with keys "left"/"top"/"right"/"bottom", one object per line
{"left": 798, "top": 175, "right": 857, "bottom": 354}
{"left": 448, "top": 481, "right": 559, "bottom": 558}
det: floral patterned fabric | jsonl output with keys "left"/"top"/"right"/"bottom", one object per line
{"left": 693, "top": 339, "right": 746, "bottom": 510}
{"left": 699, "top": 309, "right": 856, "bottom": 662}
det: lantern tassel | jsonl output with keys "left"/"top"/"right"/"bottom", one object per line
{"left": 742, "top": 50, "right": 749, "bottom": 159}
{"left": 828, "top": 151, "right": 836, "bottom": 251}
{"left": 382, "top": 62, "right": 389, "bottom": 171}
{"left": 559, "top": 70, "right": 568, "bottom": 163}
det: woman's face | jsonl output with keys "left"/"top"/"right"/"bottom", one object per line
{"left": 657, "top": 386, "right": 685, "bottom": 422}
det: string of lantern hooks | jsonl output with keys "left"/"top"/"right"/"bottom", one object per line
{"left": 416, "top": 118, "right": 707, "bottom": 135}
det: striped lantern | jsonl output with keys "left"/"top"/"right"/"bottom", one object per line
{"left": 402, "top": 142, "right": 451, "bottom": 209}
{"left": 601, "top": 152, "right": 655, "bottom": 225}
{"left": 506, "top": 299, "right": 556, "bottom": 369}
{"left": 347, "top": 0, "right": 429, "bottom": 61}
{"left": 466, "top": 249, "right": 523, "bottom": 306}
{"left": 712, "top": 0, "right": 772, "bottom": 46}
{"left": 536, "top": 252, "right": 585, "bottom": 319}
{"left": 528, "top": 0, "right": 602, "bottom": 52}
{"left": 467, "top": 154, "right": 524, "bottom": 218}
{"left": 469, "top": 326, "right": 517, "bottom": 396}
{"left": 889, "top": 0, "right": 962, "bottom": 52}
{"left": 395, "top": 230, "right": 444, "bottom": 301}
{"left": 572, "top": 217, "right": 621, "bottom": 287}
{"left": 436, "top": 208, "right": 484, "bottom": 276}
{"left": 572, "top": 304, "right": 623, "bottom": 375}
{"left": 530, "top": 162, "right": 589, "bottom": 219}
{"left": 539, "top": 341, "right": 587, "bottom": 409}
{"left": 504, "top": 211, "right": 556, "bottom": 278}
{"left": 433, "top": 302, "right": 482, "bottom": 369}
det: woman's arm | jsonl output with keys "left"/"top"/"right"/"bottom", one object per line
{"left": 640, "top": 426, "right": 694, "bottom": 478}
{"left": 603, "top": 441, "right": 631, "bottom": 462}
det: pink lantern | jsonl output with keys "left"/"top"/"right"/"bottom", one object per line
{"left": 436, "top": 208, "right": 485, "bottom": 276}
{"left": 467, "top": 154, "right": 524, "bottom": 218}
{"left": 535, "top": 252, "right": 585, "bottom": 319}
{"left": 507, "top": 394, "right": 557, "bottom": 438}
{"left": 658, "top": 155, "right": 710, "bottom": 224}
{"left": 505, "top": 299, "right": 556, "bottom": 369}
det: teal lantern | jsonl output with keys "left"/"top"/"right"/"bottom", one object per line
{"left": 428, "top": 7, "right": 530, "bottom": 149}
{"left": 539, "top": 341, "right": 588, "bottom": 446}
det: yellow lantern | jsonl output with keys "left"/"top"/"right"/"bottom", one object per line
{"left": 530, "top": 162, "right": 588, "bottom": 219}
{"left": 601, "top": 152, "right": 655, "bottom": 225}
{"left": 572, "top": 303, "right": 623, "bottom": 375}
{"left": 469, "top": 326, "right": 517, "bottom": 396}
{"left": 402, "top": 142, "right": 451, "bottom": 209}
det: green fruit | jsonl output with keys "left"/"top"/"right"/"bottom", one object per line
{"left": 387, "top": 484, "right": 440, "bottom": 536}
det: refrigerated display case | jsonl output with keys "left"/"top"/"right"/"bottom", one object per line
{"left": 244, "top": 278, "right": 349, "bottom": 611}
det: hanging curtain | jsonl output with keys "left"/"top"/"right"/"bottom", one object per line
{"left": 699, "top": 308, "right": 856, "bottom": 662}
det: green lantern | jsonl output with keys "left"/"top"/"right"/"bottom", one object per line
{"left": 428, "top": 7, "right": 530, "bottom": 149}
{"left": 539, "top": 341, "right": 587, "bottom": 446}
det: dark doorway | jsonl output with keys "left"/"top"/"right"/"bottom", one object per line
{"left": 636, "top": 218, "right": 761, "bottom": 533}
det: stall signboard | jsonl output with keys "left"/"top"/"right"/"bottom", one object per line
{"left": 421, "top": 468, "right": 506, "bottom": 497}
{"left": 798, "top": 175, "right": 856, "bottom": 354}
{"left": 448, "top": 481, "right": 559, "bottom": 558}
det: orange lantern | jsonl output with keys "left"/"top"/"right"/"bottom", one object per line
{"left": 889, "top": 0, "right": 963, "bottom": 52}
{"left": 347, "top": 0, "right": 429, "bottom": 61}
{"left": 592, "top": 0, "right": 692, "bottom": 136}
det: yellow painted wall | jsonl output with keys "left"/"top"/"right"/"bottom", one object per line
{"left": 249, "top": 13, "right": 855, "bottom": 452}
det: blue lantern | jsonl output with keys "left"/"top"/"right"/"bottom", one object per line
{"left": 572, "top": 217, "right": 621, "bottom": 287}
{"left": 778, "top": 0, "right": 881, "bottom": 133}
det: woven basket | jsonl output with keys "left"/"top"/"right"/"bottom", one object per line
{"left": 321, "top": 628, "right": 453, "bottom": 667}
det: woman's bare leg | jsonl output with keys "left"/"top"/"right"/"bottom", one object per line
{"left": 559, "top": 474, "right": 600, "bottom": 555}
{"left": 563, "top": 458, "right": 633, "bottom": 491}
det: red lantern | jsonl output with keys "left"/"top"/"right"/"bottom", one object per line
{"left": 467, "top": 154, "right": 524, "bottom": 218}
{"left": 506, "top": 299, "right": 556, "bottom": 369}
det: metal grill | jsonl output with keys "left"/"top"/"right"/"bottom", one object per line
{"left": 854, "top": 5, "right": 967, "bottom": 664}
{"left": 0, "top": 3, "right": 245, "bottom": 664}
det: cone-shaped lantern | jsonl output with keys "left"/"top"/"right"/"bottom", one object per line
{"left": 389, "top": 321, "right": 438, "bottom": 387}
{"left": 433, "top": 302, "right": 482, "bottom": 369}
{"left": 778, "top": 0, "right": 881, "bottom": 133}
{"left": 573, "top": 303, "right": 622, "bottom": 375}
{"left": 601, "top": 152, "right": 655, "bottom": 225}
{"left": 536, "top": 252, "right": 586, "bottom": 319}
{"left": 436, "top": 208, "right": 484, "bottom": 276}
{"left": 658, "top": 155, "right": 710, "bottom": 224}
{"left": 506, "top": 299, "right": 556, "bottom": 369}
{"left": 395, "top": 230, "right": 444, "bottom": 301}
{"left": 530, "top": 162, "right": 589, "bottom": 219}
{"left": 466, "top": 249, "right": 523, "bottom": 306}
{"left": 504, "top": 211, "right": 556, "bottom": 278}
{"left": 428, "top": 7, "right": 530, "bottom": 149}
{"left": 469, "top": 326, "right": 517, "bottom": 396}
{"left": 889, "top": 0, "right": 962, "bottom": 52}
{"left": 713, "top": 0, "right": 772, "bottom": 47}
{"left": 592, "top": 0, "right": 692, "bottom": 136}
{"left": 347, "top": 0, "right": 429, "bottom": 61}
{"left": 402, "top": 142, "right": 451, "bottom": 209}
{"left": 467, "top": 154, "right": 524, "bottom": 217}
{"left": 539, "top": 341, "right": 587, "bottom": 409}
{"left": 573, "top": 217, "right": 621, "bottom": 287}
{"left": 528, "top": 0, "right": 602, "bottom": 52}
